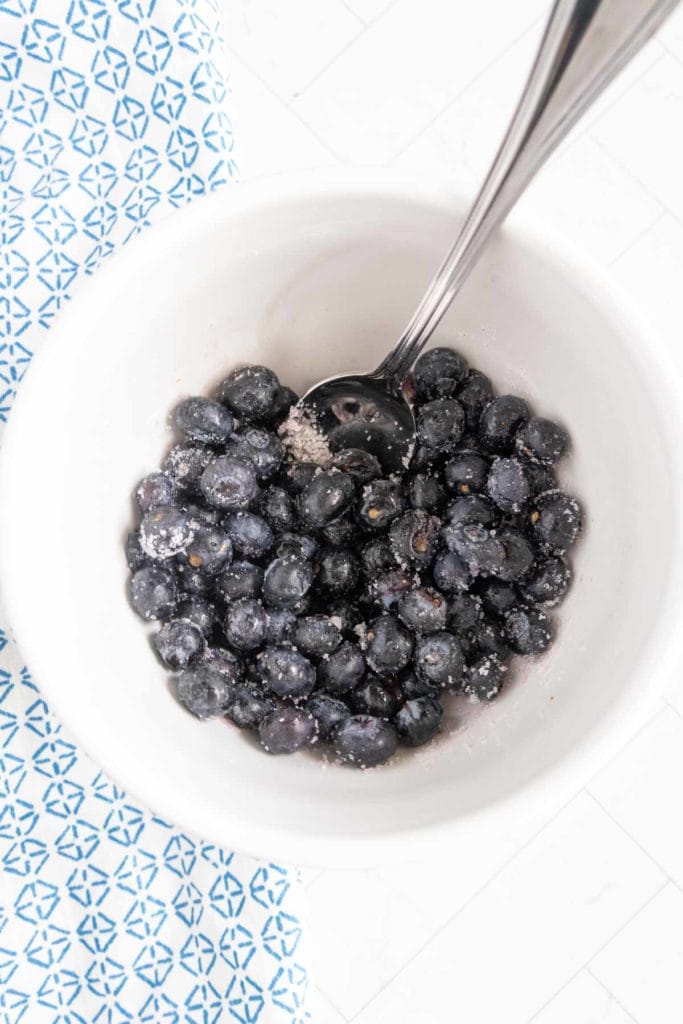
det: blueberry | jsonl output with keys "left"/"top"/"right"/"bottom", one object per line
{"left": 352, "top": 677, "right": 399, "bottom": 718}
{"left": 399, "top": 671, "right": 439, "bottom": 700}
{"left": 140, "top": 506, "right": 196, "bottom": 560}
{"left": 224, "top": 598, "right": 267, "bottom": 652}
{"left": 486, "top": 456, "right": 530, "bottom": 513}
{"left": 227, "top": 427, "right": 284, "bottom": 481}
{"left": 216, "top": 364, "right": 280, "bottom": 421}
{"left": 173, "top": 396, "right": 234, "bottom": 445}
{"left": 204, "top": 646, "right": 244, "bottom": 686}
{"left": 464, "top": 655, "right": 506, "bottom": 700}
{"left": 469, "top": 617, "right": 510, "bottom": 659}
{"left": 130, "top": 565, "right": 178, "bottom": 620}
{"left": 136, "top": 472, "right": 176, "bottom": 513}
{"left": 276, "top": 532, "right": 318, "bottom": 561}
{"left": 256, "top": 644, "right": 316, "bottom": 698}
{"left": 444, "top": 494, "right": 499, "bottom": 528}
{"left": 305, "top": 693, "right": 350, "bottom": 740}
{"left": 262, "top": 556, "right": 313, "bottom": 609}
{"left": 414, "top": 632, "right": 464, "bottom": 688}
{"left": 408, "top": 472, "right": 445, "bottom": 511}
{"left": 227, "top": 682, "right": 276, "bottom": 730}
{"left": 259, "top": 707, "right": 318, "bottom": 754}
{"left": 360, "top": 539, "right": 397, "bottom": 577}
{"left": 476, "top": 578, "right": 520, "bottom": 617}
{"left": 279, "top": 461, "right": 318, "bottom": 495}
{"left": 479, "top": 395, "right": 529, "bottom": 452}
{"left": 264, "top": 609, "right": 297, "bottom": 644}
{"left": 516, "top": 416, "right": 568, "bottom": 464}
{"left": 529, "top": 491, "right": 581, "bottom": 554}
{"left": 411, "top": 443, "right": 439, "bottom": 471}
{"left": 258, "top": 486, "right": 296, "bottom": 532}
{"left": 179, "top": 502, "right": 222, "bottom": 527}
{"left": 200, "top": 456, "right": 258, "bottom": 510}
{"left": 366, "top": 614, "right": 413, "bottom": 674}
{"left": 414, "top": 347, "right": 467, "bottom": 400}
{"left": 163, "top": 443, "right": 212, "bottom": 494}
{"left": 294, "top": 615, "right": 342, "bottom": 657}
{"left": 417, "top": 398, "right": 465, "bottom": 452}
{"left": 332, "top": 448, "right": 382, "bottom": 483}
{"left": 297, "top": 470, "right": 355, "bottom": 528}
{"left": 358, "top": 479, "right": 403, "bottom": 530}
{"left": 319, "top": 641, "right": 366, "bottom": 694}
{"left": 397, "top": 586, "right": 448, "bottom": 634}
{"left": 126, "top": 530, "right": 147, "bottom": 571}
{"left": 496, "top": 526, "right": 535, "bottom": 582}
{"left": 333, "top": 715, "right": 398, "bottom": 768}
{"left": 521, "top": 555, "right": 572, "bottom": 607}
{"left": 457, "top": 369, "right": 494, "bottom": 430}
{"left": 176, "top": 594, "right": 218, "bottom": 637}
{"left": 183, "top": 526, "right": 232, "bottom": 574}
{"left": 316, "top": 548, "right": 359, "bottom": 595}
{"left": 505, "top": 606, "right": 553, "bottom": 655}
{"left": 154, "top": 619, "right": 205, "bottom": 670}
{"left": 320, "top": 517, "right": 357, "bottom": 548}
{"left": 432, "top": 550, "right": 471, "bottom": 593}
{"left": 395, "top": 696, "right": 443, "bottom": 746}
{"left": 448, "top": 591, "right": 483, "bottom": 633}
{"left": 524, "top": 460, "right": 558, "bottom": 496}
{"left": 443, "top": 451, "right": 489, "bottom": 495}
{"left": 223, "top": 511, "right": 274, "bottom": 560}
{"left": 441, "top": 522, "right": 505, "bottom": 577}
{"left": 389, "top": 510, "right": 440, "bottom": 567}
{"left": 266, "top": 384, "right": 299, "bottom": 427}
{"left": 215, "top": 560, "right": 263, "bottom": 603}
{"left": 369, "top": 569, "right": 414, "bottom": 609}
{"left": 177, "top": 665, "right": 233, "bottom": 719}
{"left": 175, "top": 561, "right": 211, "bottom": 596}
{"left": 322, "top": 602, "right": 360, "bottom": 636}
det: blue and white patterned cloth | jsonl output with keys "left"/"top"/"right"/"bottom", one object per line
{"left": 0, "top": 3, "right": 311, "bottom": 1021}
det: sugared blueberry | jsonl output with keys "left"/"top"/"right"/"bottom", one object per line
{"left": 457, "top": 370, "right": 494, "bottom": 430}
{"left": 358, "top": 479, "right": 403, "bottom": 530}
{"left": 215, "top": 560, "right": 263, "bottom": 603}
{"left": 256, "top": 644, "right": 316, "bottom": 698}
{"left": 521, "top": 555, "right": 572, "bottom": 607}
{"left": 140, "top": 506, "right": 196, "bottom": 560}
{"left": 176, "top": 594, "right": 218, "bottom": 637}
{"left": 464, "top": 655, "right": 506, "bottom": 700}
{"left": 516, "top": 416, "right": 569, "bottom": 464}
{"left": 216, "top": 364, "right": 280, "bottom": 421}
{"left": 298, "top": 470, "right": 355, "bottom": 528}
{"left": 177, "top": 665, "right": 233, "bottom": 719}
{"left": 414, "top": 347, "right": 467, "bottom": 400}
{"left": 136, "top": 472, "right": 175, "bottom": 513}
{"left": 397, "top": 586, "right": 448, "bottom": 634}
{"left": 294, "top": 615, "right": 342, "bottom": 657}
{"left": 505, "top": 606, "right": 553, "bottom": 655}
{"left": 352, "top": 677, "right": 399, "bottom": 718}
{"left": 414, "top": 632, "right": 464, "bottom": 688}
{"left": 333, "top": 715, "right": 398, "bottom": 768}
{"left": 332, "top": 448, "right": 382, "bottom": 483}
{"left": 223, "top": 511, "right": 274, "bottom": 560}
{"left": 200, "top": 455, "right": 258, "bottom": 510}
{"left": 487, "top": 456, "right": 530, "bottom": 513}
{"left": 130, "top": 565, "right": 178, "bottom": 620}
{"left": 443, "top": 450, "right": 489, "bottom": 495}
{"left": 389, "top": 510, "right": 440, "bottom": 567}
{"left": 155, "top": 619, "right": 205, "bottom": 670}
{"left": 183, "top": 525, "right": 232, "bottom": 574}
{"left": 365, "top": 614, "right": 413, "bottom": 674}
{"left": 479, "top": 395, "right": 529, "bottom": 452}
{"left": 262, "top": 556, "right": 313, "bottom": 609}
{"left": 305, "top": 693, "right": 350, "bottom": 740}
{"left": 316, "top": 548, "right": 359, "bottom": 595}
{"left": 227, "top": 683, "right": 275, "bottom": 729}
{"left": 417, "top": 398, "right": 465, "bottom": 452}
{"left": 528, "top": 491, "right": 582, "bottom": 554}
{"left": 395, "top": 696, "right": 443, "bottom": 746}
{"left": 163, "top": 443, "right": 212, "bottom": 494}
{"left": 318, "top": 641, "right": 366, "bottom": 694}
{"left": 224, "top": 598, "right": 267, "bottom": 652}
{"left": 432, "top": 550, "right": 470, "bottom": 593}
{"left": 259, "top": 707, "right": 317, "bottom": 754}
{"left": 227, "top": 427, "right": 284, "bottom": 480}
{"left": 173, "top": 396, "right": 234, "bottom": 445}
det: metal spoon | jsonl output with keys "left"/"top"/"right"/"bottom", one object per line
{"left": 297, "top": 0, "right": 678, "bottom": 472}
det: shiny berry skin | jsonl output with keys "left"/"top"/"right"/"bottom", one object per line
{"left": 318, "top": 641, "right": 366, "bottom": 694}
{"left": 227, "top": 427, "right": 284, "bottom": 481}
{"left": 256, "top": 644, "right": 316, "bottom": 699}
{"left": 389, "top": 510, "right": 440, "bottom": 567}
{"left": 464, "top": 655, "right": 506, "bottom": 700}
{"left": 264, "top": 609, "right": 297, "bottom": 644}
{"left": 369, "top": 569, "right": 414, "bottom": 610}
{"left": 443, "top": 451, "right": 489, "bottom": 495}
{"left": 414, "top": 632, "right": 464, "bottom": 689}
{"left": 366, "top": 614, "right": 413, "bottom": 674}
{"left": 399, "top": 671, "right": 439, "bottom": 700}
{"left": 279, "top": 461, "right": 318, "bottom": 495}
{"left": 223, "top": 511, "right": 274, "bottom": 560}
{"left": 259, "top": 707, "right": 318, "bottom": 754}
{"left": 457, "top": 369, "right": 494, "bottom": 430}
{"left": 487, "top": 456, "right": 530, "bottom": 513}
{"left": 130, "top": 565, "right": 178, "bottom": 620}
{"left": 360, "top": 539, "right": 396, "bottom": 577}
{"left": 177, "top": 665, "right": 233, "bottom": 719}
{"left": 204, "top": 646, "right": 244, "bottom": 687}
{"left": 408, "top": 472, "right": 445, "bottom": 511}
{"left": 297, "top": 470, "right": 355, "bottom": 528}
{"left": 523, "top": 460, "right": 557, "bottom": 496}
{"left": 175, "top": 561, "right": 211, "bottom": 596}
{"left": 352, "top": 677, "right": 399, "bottom": 718}
{"left": 173, "top": 396, "right": 234, "bottom": 445}
{"left": 470, "top": 617, "right": 510, "bottom": 659}
{"left": 258, "top": 485, "right": 296, "bottom": 532}
{"left": 224, "top": 598, "right": 267, "bottom": 652}
{"left": 449, "top": 591, "right": 483, "bottom": 634}
{"left": 262, "top": 556, "right": 313, "bottom": 609}
{"left": 200, "top": 455, "right": 258, "bottom": 510}
{"left": 417, "top": 398, "right": 465, "bottom": 452}
{"left": 516, "top": 416, "right": 569, "bottom": 464}
{"left": 136, "top": 472, "right": 176, "bottom": 513}
{"left": 316, "top": 548, "right": 359, "bottom": 596}
{"left": 162, "top": 443, "right": 212, "bottom": 494}
{"left": 176, "top": 594, "right": 218, "bottom": 637}
{"left": 476, "top": 579, "right": 520, "bottom": 617}
{"left": 414, "top": 347, "right": 467, "bottom": 400}
{"left": 358, "top": 479, "right": 403, "bottom": 530}
{"left": 332, "top": 448, "right": 382, "bottom": 483}
{"left": 397, "top": 587, "right": 448, "bottom": 635}
{"left": 521, "top": 556, "right": 572, "bottom": 607}
{"left": 227, "top": 683, "right": 276, "bottom": 730}
{"left": 432, "top": 550, "right": 470, "bottom": 593}
{"left": 154, "top": 619, "right": 205, "bottom": 670}
{"left": 442, "top": 522, "right": 506, "bottom": 577}
{"left": 216, "top": 364, "right": 280, "bottom": 421}
{"left": 266, "top": 384, "right": 298, "bottom": 427}
{"left": 444, "top": 494, "right": 499, "bottom": 528}
{"left": 183, "top": 526, "right": 232, "bottom": 574}
{"left": 479, "top": 395, "right": 529, "bottom": 453}
{"left": 505, "top": 606, "right": 553, "bottom": 655}
{"left": 215, "top": 560, "right": 263, "bottom": 603}
{"left": 140, "top": 506, "right": 196, "bottom": 560}
{"left": 294, "top": 615, "right": 342, "bottom": 657}
{"left": 305, "top": 693, "right": 350, "bottom": 740}
{"left": 496, "top": 526, "right": 535, "bottom": 582}
{"left": 528, "top": 491, "right": 581, "bottom": 554}
{"left": 333, "top": 715, "right": 398, "bottom": 768}
{"left": 395, "top": 696, "right": 443, "bottom": 746}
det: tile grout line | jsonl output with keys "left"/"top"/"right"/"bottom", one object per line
{"left": 663, "top": 697, "right": 683, "bottom": 719}
{"left": 292, "top": 23, "right": 370, "bottom": 99}
{"left": 338, "top": 0, "right": 370, "bottom": 28}
{"left": 589, "top": 131, "right": 670, "bottom": 217}
{"left": 585, "top": 966, "right": 641, "bottom": 1024}
{"left": 606, "top": 208, "right": 668, "bottom": 268}
{"left": 585, "top": 790, "right": 673, "bottom": 884}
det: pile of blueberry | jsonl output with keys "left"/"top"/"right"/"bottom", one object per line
{"left": 127, "top": 348, "right": 581, "bottom": 768}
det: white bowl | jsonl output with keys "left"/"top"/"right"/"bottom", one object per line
{"left": 1, "top": 170, "right": 682, "bottom": 868}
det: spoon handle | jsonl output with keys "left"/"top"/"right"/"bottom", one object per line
{"left": 376, "top": 0, "right": 679, "bottom": 389}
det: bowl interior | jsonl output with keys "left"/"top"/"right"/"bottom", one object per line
{"left": 1, "top": 176, "right": 677, "bottom": 865}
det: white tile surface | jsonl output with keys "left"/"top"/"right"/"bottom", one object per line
{"left": 591, "top": 885, "right": 683, "bottom": 1024}
{"left": 532, "top": 971, "right": 636, "bottom": 1024}
{"left": 222, "top": 3, "right": 683, "bottom": 1021}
